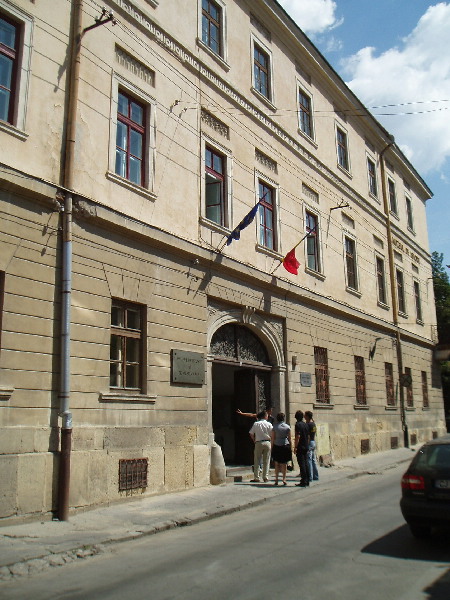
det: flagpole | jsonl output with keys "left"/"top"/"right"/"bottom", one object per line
{"left": 269, "top": 224, "right": 318, "bottom": 275}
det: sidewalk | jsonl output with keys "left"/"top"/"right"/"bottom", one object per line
{"left": 0, "top": 447, "right": 415, "bottom": 581}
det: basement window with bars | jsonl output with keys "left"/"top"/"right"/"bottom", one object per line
{"left": 119, "top": 458, "right": 148, "bottom": 491}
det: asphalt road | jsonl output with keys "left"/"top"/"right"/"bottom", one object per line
{"left": 2, "top": 463, "right": 449, "bottom": 600}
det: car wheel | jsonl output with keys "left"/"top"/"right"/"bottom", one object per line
{"left": 409, "top": 523, "right": 431, "bottom": 539}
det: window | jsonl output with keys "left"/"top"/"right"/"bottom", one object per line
{"left": 354, "top": 356, "right": 367, "bottom": 405}
{"left": 396, "top": 269, "right": 406, "bottom": 314}
{"left": 202, "top": 0, "right": 221, "bottom": 55}
{"left": 305, "top": 211, "right": 320, "bottom": 271}
{"left": 421, "top": 371, "right": 429, "bottom": 408}
{"left": 253, "top": 43, "right": 271, "bottom": 100}
{"left": 205, "top": 146, "right": 226, "bottom": 225}
{"left": 0, "top": 4, "right": 32, "bottom": 132}
{"left": 376, "top": 256, "right": 387, "bottom": 305}
{"left": 413, "top": 280, "right": 423, "bottom": 322}
{"left": 110, "top": 300, "right": 144, "bottom": 391}
{"left": 258, "top": 180, "right": 275, "bottom": 250}
{"left": 0, "top": 271, "right": 4, "bottom": 357}
{"left": 385, "top": 362, "right": 395, "bottom": 406}
{"left": 405, "top": 196, "right": 414, "bottom": 231}
{"left": 115, "top": 91, "right": 145, "bottom": 186}
{"left": 0, "top": 14, "right": 18, "bottom": 124}
{"left": 388, "top": 178, "right": 398, "bottom": 214}
{"left": 345, "top": 237, "right": 358, "bottom": 290}
{"left": 405, "top": 367, "right": 413, "bottom": 407}
{"left": 298, "top": 88, "right": 313, "bottom": 138}
{"left": 314, "top": 347, "right": 330, "bottom": 403}
{"left": 336, "top": 127, "right": 349, "bottom": 171}
{"left": 367, "top": 157, "right": 377, "bottom": 197}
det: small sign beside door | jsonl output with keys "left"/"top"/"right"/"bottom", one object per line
{"left": 171, "top": 350, "right": 205, "bottom": 385}
{"left": 300, "top": 372, "right": 312, "bottom": 386}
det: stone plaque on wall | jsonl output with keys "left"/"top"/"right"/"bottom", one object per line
{"left": 300, "top": 372, "right": 312, "bottom": 386}
{"left": 171, "top": 350, "right": 205, "bottom": 385}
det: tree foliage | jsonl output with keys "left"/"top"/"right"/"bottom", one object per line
{"left": 432, "top": 251, "right": 450, "bottom": 345}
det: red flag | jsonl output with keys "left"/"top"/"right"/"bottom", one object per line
{"left": 283, "top": 247, "right": 300, "bottom": 275}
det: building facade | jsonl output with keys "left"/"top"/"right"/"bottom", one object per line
{"left": 0, "top": 0, "right": 445, "bottom": 520}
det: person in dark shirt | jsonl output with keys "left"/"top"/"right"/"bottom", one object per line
{"left": 294, "top": 410, "right": 310, "bottom": 487}
{"left": 305, "top": 410, "right": 319, "bottom": 481}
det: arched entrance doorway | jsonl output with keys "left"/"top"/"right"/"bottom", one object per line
{"left": 210, "top": 323, "right": 273, "bottom": 465}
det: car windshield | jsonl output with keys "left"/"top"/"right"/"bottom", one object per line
{"left": 415, "top": 444, "right": 450, "bottom": 468}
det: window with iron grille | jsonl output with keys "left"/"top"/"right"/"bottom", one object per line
{"left": 115, "top": 91, "right": 146, "bottom": 186}
{"left": 298, "top": 88, "right": 313, "bottom": 138}
{"left": 376, "top": 256, "right": 387, "bottom": 305}
{"left": 0, "top": 13, "right": 19, "bottom": 124}
{"left": 367, "top": 158, "right": 377, "bottom": 197}
{"left": 314, "top": 346, "right": 330, "bottom": 403}
{"left": 345, "top": 237, "right": 358, "bottom": 290}
{"left": 202, "top": 0, "right": 222, "bottom": 55}
{"left": 405, "top": 366, "right": 413, "bottom": 407}
{"left": 388, "top": 178, "right": 398, "bottom": 214}
{"left": 305, "top": 211, "right": 320, "bottom": 272}
{"left": 119, "top": 458, "right": 148, "bottom": 491}
{"left": 354, "top": 356, "right": 367, "bottom": 405}
{"left": 110, "top": 300, "right": 144, "bottom": 391}
{"left": 205, "top": 146, "right": 226, "bottom": 226}
{"left": 421, "top": 371, "right": 429, "bottom": 408}
{"left": 336, "top": 127, "right": 349, "bottom": 170}
{"left": 396, "top": 269, "right": 406, "bottom": 314}
{"left": 253, "top": 43, "right": 271, "bottom": 100}
{"left": 385, "top": 362, "right": 395, "bottom": 406}
{"left": 258, "top": 180, "right": 275, "bottom": 250}
{"left": 414, "top": 280, "right": 423, "bottom": 322}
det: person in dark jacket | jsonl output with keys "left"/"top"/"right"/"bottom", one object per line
{"left": 294, "top": 410, "right": 310, "bottom": 487}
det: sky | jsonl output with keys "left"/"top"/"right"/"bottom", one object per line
{"left": 279, "top": 0, "right": 450, "bottom": 271}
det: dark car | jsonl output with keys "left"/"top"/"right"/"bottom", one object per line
{"left": 400, "top": 434, "right": 450, "bottom": 538}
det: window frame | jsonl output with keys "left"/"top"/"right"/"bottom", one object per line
{"left": 201, "top": 0, "right": 222, "bottom": 56}
{"left": 115, "top": 90, "right": 146, "bottom": 187}
{"left": 344, "top": 235, "right": 358, "bottom": 291}
{"left": 405, "top": 366, "right": 413, "bottom": 408}
{"left": 405, "top": 194, "right": 415, "bottom": 232}
{"left": 204, "top": 144, "right": 226, "bottom": 227}
{"left": 376, "top": 255, "right": 387, "bottom": 306}
{"left": 110, "top": 299, "right": 146, "bottom": 393}
{"left": 354, "top": 355, "right": 367, "bottom": 406}
{"left": 107, "top": 73, "right": 156, "bottom": 198}
{"left": 387, "top": 177, "right": 398, "bottom": 215}
{"left": 413, "top": 279, "right": 423, "bottom": 323}
{"left": 385, "top": 362, "right": 395, "bottom": 407}
{"left": 298, "top": 86, "right": 314, "bottom": 139}
{"left": 200, "top": 135, "right": 232, "bottom": 231}
{"left": 0, "top": 270, "right": 4, "bottom": 359}
{"left": 336, "top": 125, "right": 350, "bottom": 172}
{"left": 0, "top": 2, "right": 33, "bottom": 135}
{"left": 421, "top": 371, "right": 429, "bottom": 408}
{"left": 257, "top": 178, "right": 277, "bottom": 251}
{"left": 314, "top": 346, "right": 330, "bottom": 404}
{"left": 251, "top": 36, "right": 274, "bottom": 105}
{"left": 367, "top": 156, "right": 378, "bottom": 198}
{"left": 305, "top": 210, "right": 321, "bottom": 273}
{"left": 396, "top": 268, "right": 407, "bottom": 315}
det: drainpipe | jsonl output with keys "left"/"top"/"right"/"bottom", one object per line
{"left": 57, "top": 0, "right": 83, "bottom": 521}
{"left": 380, "top": 139, "right": 409, "bottom": 448}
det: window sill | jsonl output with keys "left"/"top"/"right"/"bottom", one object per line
{"left": 407, "top": 226, "right": 416, "bottom": 236}
{"left": 255, "top": 243, "right": 282, "bottom": 261}
{"left": 337, "top": 163, "right": 352, "bottom": 178}
{"left": 377, "top": 301, "right": 390, "bottom": 310}
{"left": 297, "top": 128, "right": 318, "bottom": 149}
{"left": 346, "top": 286, "right": 362, "bottom": 298}
{"left": 100, "top": 392, "right": 157, "bottom": 404}
{"left": 398, "top": 310, "right": 408, "bottom": 319}
{"left": 250, "top": 87, "right": 277, "bottom": 112}
{"left": 354, "top": 404, "right": 369, "bottom": 410}
{"left": 405, "top": 406, "right": 416, "bottom": 411}
{"left": 422, "top": 407, "right": 430, "bottom": 411}
{"left": 390, "top": 211, "right": 399, "bottom": 220}
{"left": 0, "top": 120, "right": 28, "bottom": 141}
{"left": 369, "top": 192, "right": 380, "bottom": 203}
{"left": 416, "top": 319, "right": 424, "bottom": 326}
{"left": 196, "top": 39, "right": 230, "bottom": 71}
{"left": 145, "top": 0, "right": 158, "bottom": 7}
{"left": 305, "top": 267, "right": 325, "bottom": 281}
{"left": 106, "top": 171, "right": 157, "bottom": 201}
{"left": 0, "top": 388, "right": 14, "bottom": 401}
{"left": 385, "top": 405, "right": 398, "bottom": 411}
{"left": 199, "top": 216, "right": 229, "bottom": 236}
{"left": 313, "top": 403, "right": 334, "bottom": 409}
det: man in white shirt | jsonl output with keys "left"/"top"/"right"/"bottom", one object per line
{"left": 249, "top": 410, "right": 273, "bottom": 482}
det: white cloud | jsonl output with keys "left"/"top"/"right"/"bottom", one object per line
{"left": 278, "top": 0, "right": 341, "bottom": 34}
{"left": 341, "top": 3, "right": 450, "bottom": 175}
